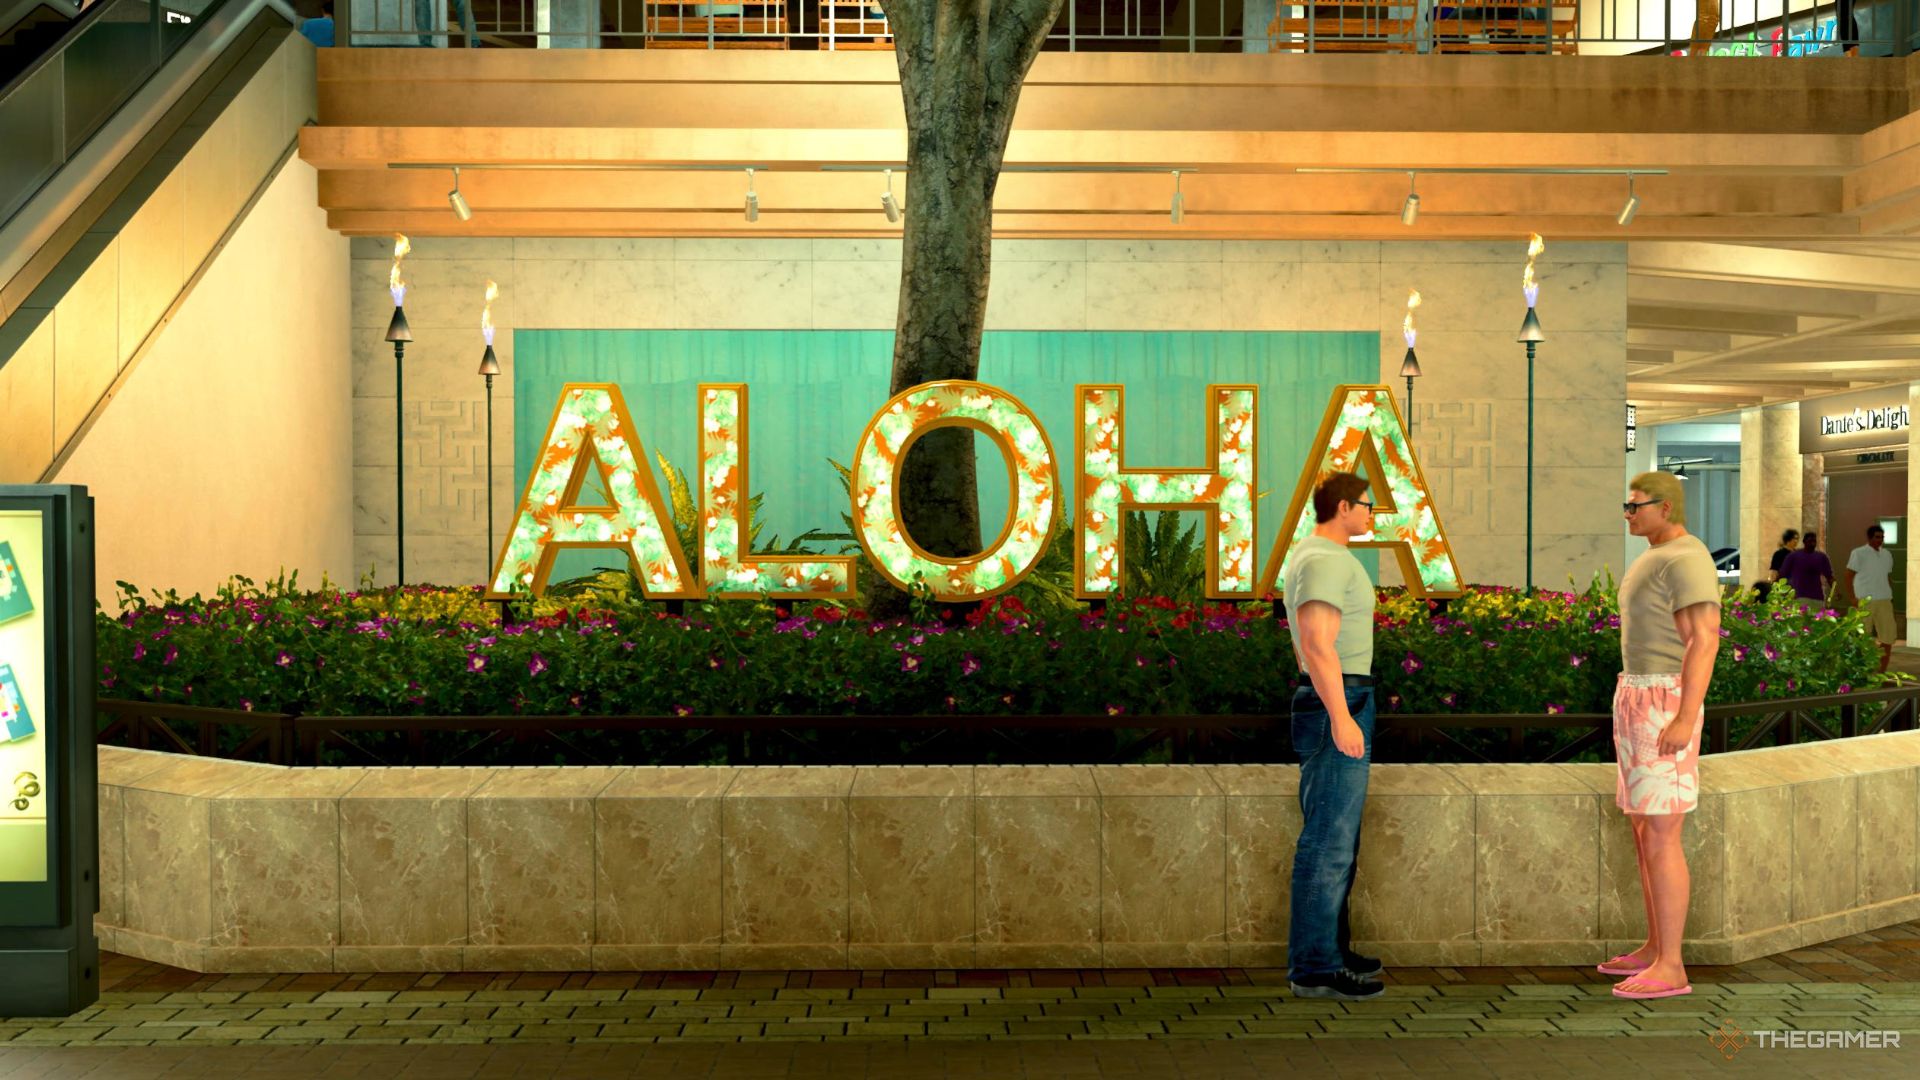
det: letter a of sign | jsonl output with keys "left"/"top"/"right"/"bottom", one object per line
{"left": 1256, "top": 385, "right": 1464, "bottom": 599}
{"left": 486, "top": 383, "right": 700, "bottom": 600}
{"left": 699, "top": 384, "right": 856, "bottom": 599}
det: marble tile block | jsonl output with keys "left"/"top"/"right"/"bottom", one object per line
{"left": 1222, "top": 259, "right": 1379, "bottom": 332}
{"left": 1397, "top": 261, "right": 1624, "bottom": 335}
{"left": 512, "top": 259, "right": 597, "bottom": 329}
{"left": 514, "top": 238, "right": 674, "bottom": 261}
{"left": 208, "top": 769, "right": 365, "bottom": 968}
{"left": 1093, "top": 766, "right": 1226, "bottom": 967}
{"left": 385, "top": 260, "right": 512, "bottom": 331}
{"left": 1721, "top": 783, "right": 1794, "bottom": 937}
{"left": 847, "top": 767, "right": 974, "bottom": 969}
{"left": 812, "top": 260, "right": 901, "bottom": 330}
{"left": 595, "top": 767, "right": 736, "bottom": 969}
{"left": 1350, "top": 767, "right": 1477, "bottom": 960}
{"left": 339, "top": 768, "right": 495, "bottom": 969}
{"left": 974, "top": 767, "right": 1101, "bottom": 968}
{"left": 1212, "top": 765, "right": 1298, "bottom": 968}
{"left": 991, "top": 239, "right": 1086, "bottom": 263}
{"left": 592, "top": 260, "right": 676, "bottom": 329}
{"left": 1085, "top": 261, "right": 1223, "bottom": 331}
{"left": 466, "top": 768, "right": 617, "bottom": 969}
{"left": 722, "top": 766, "right": 853, "bottom": 969}
{"left": 675, "top": 260, "right": 812, "bottom": 329}
{"left": 1086, "top": 239, "right": 1222, "bottom": 263}
{"left": 676, "top": 238, "right": 814, "bottom": 261}
{"left": 96, "top": 784, "right": 124, "bottom": 929}
{"left": 1448, "top": 766, "right": 1600, "bottom": 949}
{"left": 1792, "top": 776, "right": 1859, "bottom": 922}
{"left": 816, "top": 238, "right": 904, "bottom": 262}
{"left": 1858, "top": 767, "right": 1918, "bottom": 907}
{"left": 985, "top": 261, "right": 1086, "bottom": 330}
{"left": 121, "top": 789, "right": 210, "bottom": 961}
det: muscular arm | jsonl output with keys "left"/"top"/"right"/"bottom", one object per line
{"left": 1663, "top": 601, "right": 1722, "bottom": 754}
{"left": 1295, "top": 600, "right": 1364, "bottom": 758}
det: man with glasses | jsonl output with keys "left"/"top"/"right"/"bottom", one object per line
{"left": 1283, "top": 471, "right": 1384, "bottom": 1001}
{"left": 1601, "top": 472, "right": 1720, "bottom": 1001}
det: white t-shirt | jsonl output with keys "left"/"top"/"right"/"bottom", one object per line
{"left": 1847, "top": 544, "right": 1894, "bottom": 602}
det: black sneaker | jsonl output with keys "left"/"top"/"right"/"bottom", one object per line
{"left": 1290, "top": 969, "right": 1385, "bottom": 1000}
{"left": 1342, "top": 951, "right": 1383, "bottom": 977}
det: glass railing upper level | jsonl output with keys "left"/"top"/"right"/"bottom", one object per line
{"left": 0, "top": 0, "right": 227, "bottom": 230}
{"left": 335, "top": 0, "right": 1916, "bottom": 56}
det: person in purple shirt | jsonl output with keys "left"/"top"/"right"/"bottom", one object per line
{"left": 1778, "top": 531, "right": 1834, "bottom": 605}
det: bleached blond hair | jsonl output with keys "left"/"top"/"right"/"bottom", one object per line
{"left": 1629, "top": 471, "right": 1686, "bottom": 527}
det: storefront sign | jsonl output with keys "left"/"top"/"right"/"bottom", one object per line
{"left": 491, "top": 381, "right": 1465, "bottom": 603}
{"left": 1800, "top": 387, "right": 1914, "bottom": 455}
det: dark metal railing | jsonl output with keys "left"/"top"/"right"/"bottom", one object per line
{"left": 96, "top": 682, "right": 1920, "bottom": 767}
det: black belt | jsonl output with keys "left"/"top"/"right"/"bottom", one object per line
{"left": 1342, "top": 674, "right": 1376, "bottom": 687}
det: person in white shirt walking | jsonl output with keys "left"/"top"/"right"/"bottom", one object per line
{"left": 1846, "top": 525, "right": 1897, "bottom": 672}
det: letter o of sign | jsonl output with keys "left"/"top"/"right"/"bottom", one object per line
{"left": 850, "top": 381, "right": 1059, "bottom": 600}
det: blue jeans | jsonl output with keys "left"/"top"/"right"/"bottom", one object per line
{"left": 1288, "top": 683, "right": 1374, "bottom": 980}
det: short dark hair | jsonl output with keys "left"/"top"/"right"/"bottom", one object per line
{"left": 321, "top": 0, "right": 332, "bottom": 12}
{"left": 1803, "top": 531, "right": 1818, "bottom": 547}
{"left": 1312, "top": 472, "right": 1371, "bottom": 524}
{"left": 1780, "top": 528, "right": 1799, "bottom": 545}
{"left": 1869, "top": 525, "right": 1885, "bottom": 536}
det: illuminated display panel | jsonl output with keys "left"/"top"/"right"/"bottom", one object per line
{"left": 0, "top": 512, "right": 47, "bottom": 883}
{"left": 699, "top": 384, "right": 856, "bottom": 599}
{"left": 1258, "top": 385, "right": 1465, "bottom": 599}
{"left": 851, "top": 381, "right": 1060, "bottom": 600}
{"left": 1076, "top": 385, "right": 1257, "bottom": 599}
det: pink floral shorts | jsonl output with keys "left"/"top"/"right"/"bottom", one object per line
{"left": 1612, "top": 673, "right": 1704, "bottom": 816}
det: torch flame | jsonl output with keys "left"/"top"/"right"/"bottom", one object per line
{"left": 482, "top": 279, "right": 498, "bottom": 346}
{"left": 389, "top": 233, "right": 411, "bottom": 306}
{"left": 1403, "top": 288, "right": 1421, "bottom": 349}
{"left": 1522, "top": 232, "right": 1544, "bottom": 308}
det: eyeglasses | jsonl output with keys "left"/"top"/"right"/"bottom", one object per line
{"left": 1622, "top": 499, "right": 1661, "bottom": 514}
{"left": 1353, "top": 499, "right": 1375, "bottom": 512}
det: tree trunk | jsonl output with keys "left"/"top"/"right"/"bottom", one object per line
{"left": 873, "top": 0, "right": 1063, "bottom": 612}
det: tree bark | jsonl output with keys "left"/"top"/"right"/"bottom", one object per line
{"left": 878, "top": 0, "right": 1064, "bottom": 582}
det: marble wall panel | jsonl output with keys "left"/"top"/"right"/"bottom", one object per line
{"left": 1722, "top": 783, "right": 1795, "bottom": 938}
{"left": 466, "top": 768, "right": 617, "bottom": 970}
{"left": 1093, "top": 766, "right": 1226, "bottom": 967}
{"left": 1792, "top": 776, "right": 1859, "bottom": 922}
{"left": 1349, "top": 767, "right": 1478, "bottom": 966}
{"left": 674, "top": 261, "right": 813, "bottom": 329}
{"left": 985, "top": 261, "right": 1087, "bottom": 330}
{"left": 1085, "top": 261, "right": 1224, "bottom": 330}
{"left": 974, "top": 767, "right": 1101, "bottom": 968}
{"left": 1212, "top": 765, "right": 1298, "bottom": 967}
{"left": 847, "top": 767, "right": 974, "bottom": 969}
{"left": 595, "top": 767, "right": 736, "bottom": 970}
{"left": 120, "top": 789, "right": 210, "bottom": 968}
{"left": 337, "top": 768, "right": 495, "bottom": 971}
{"left": 1858, "top": 767, "right": 1919, "bottom": 908}
{"left": 96, "top": 784, "right": 124, "bottom": 929}
{"left": 722, "top": 766, "right": 854, "bottom": 969}
{"left": 206, "top": 769, "right": 365, "bottom": 970}
{"left": 1450, "top": 765, "right": 1600, "bottom": 963}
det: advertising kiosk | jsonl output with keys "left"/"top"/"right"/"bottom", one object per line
{"left": 0, "top": 486, "right": 96, "bottom": 1016}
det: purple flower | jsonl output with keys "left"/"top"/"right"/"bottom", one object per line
{"left": 1757, "top": 680, "right": 1770, "bottom": 694}
{"left": 1105, "top": 703, "right": 1126, "bottom": 716}
{"left": 1546, "top": 703, "right": 1564, "bottom": 715}
{"left": 1733, "top": 645, "right": 1748, "bottom": 662}
{"left": 467, "top": 654, "right": 487, "bottom": 673}
{"left": 1386, "top": 693, "right": 1403, "bottom": 712}
{"left": 528, "top": 653, "right": 548, "bottom": 676}
{"left": 1135, "top": 654, "right": 1148, "bottom": 668}
{"left": 1482, "top": 640, "right": 1499, "bottom": 650}
{"left": 1401, "top": 652, "right": 1424, "bottom": 676}
{"left": 240, "top": 699, "right": 254, "bottom": 712}
{"left": 1569, "top": 654, "right": 1585, "bottom": 668}
{"left": 274, "top": 650, "right": 292, "bottom": 668}
{"left": 960, "top": 653, "right": 981, "bottom": 676}
{"left": 672, "top": 704, "right": 693, "bottom": 717}
{"left": 1763, "top": 644, "right": 1779, "bottom": 662}
{"left": 1838, "top": 683, "right": 1853, "bottom": 694}
{"left": 1440, "top": 692, "right": 1458, "bottom": 709}
{"left": 900, "top": 653, "right": 921, "bottom": 673}
{"left": 132, "top": 644, "right": 145, "bottom": 661}
{"left": 163, "top": 645, "right": 178, "bottom": 666}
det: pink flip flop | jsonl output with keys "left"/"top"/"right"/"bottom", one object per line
{"left": 1596, "top": 954, "right": 1650, "bottom": 976}
{"left": 1612, "top": 977, "right": 1691, "bottom": 1000}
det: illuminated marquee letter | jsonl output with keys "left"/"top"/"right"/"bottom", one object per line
{"left": 851, "top": 381, "right": 1059, "bottom": 600}
{"left": 1257, "top": 384, "right": 1464, "bottom": 599}
{"left": 699, "top": 384, "right": 856, "bottom": 599}
{"left": 486, "top": 383, "right": 700, "bottom": 600}
{"left": 1076, "top": 384, "right": 1257, "bottom": 599}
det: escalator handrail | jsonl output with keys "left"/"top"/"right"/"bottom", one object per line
{"left": 0, "top": 0, "right": 81, "bottom": 38}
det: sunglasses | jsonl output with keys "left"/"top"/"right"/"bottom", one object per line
{"left": 1622, "top": 499, "right": 1662, "bottom": 514}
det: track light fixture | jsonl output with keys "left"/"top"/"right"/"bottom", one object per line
{"left": 1617, "top": 173, "right": 1640, "bottom": 227}
{"left": 881, "top": 168, "right": 900, "bottom": 223}
{"left": 1400, "top": 171, "right": 1419, "bottom": 226}
{"left": 744, "top": 167, "right": 759, "bottom": 223}
{"left": 1170, "top": 170, "right": 1184, "bottom": 224}
{"left": 448, "top": 166, "right": 471, "bottom": 221}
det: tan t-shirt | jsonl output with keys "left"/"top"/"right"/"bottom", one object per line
{"left": 1619, "top": 533, "right": 1722, "bottom": 675}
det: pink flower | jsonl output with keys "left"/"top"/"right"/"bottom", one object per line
{"left": 1546, "top": 703, "right": 1564, "bottom": 715}
{"left": 467, "top": 654, "right": 487, "bottom": 673}
{"left": 528, "top": 653, "right": 548, "bottom": 676}
{"left": 273, "top": 650, "right": 290, "bottom": 667}
{"left": 900, "top": 654, "right": 921, "bottom": 673}
{"left": 132, "top": 643, "right": 145, "bottom": 661}
{"left": 1440, "top": 692, "right": 1458, "bottom": 708}
{"left": 1401, "top": 652, "right": 1423, "bottom": 675}
{"left": 672, "top": 704, "right": 693, "bottom": 717}
{"left": 960, "top": 653, "right": 981, "bottom": 676}
{"left": 1105, "top": 703, "right": 1126, "bottom": 716}
{"left": 1569, "top": 654, "right": 1585, "bottom": 668}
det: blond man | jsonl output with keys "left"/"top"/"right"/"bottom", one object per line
{"left": 1602, "top": 472, "right": 1720, "bottom": 1000}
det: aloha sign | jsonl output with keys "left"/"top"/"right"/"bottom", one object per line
{"left": 485, "top": 381, "right": 1465, "bottom": 603}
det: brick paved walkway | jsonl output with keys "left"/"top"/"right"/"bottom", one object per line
{"left": 3, "top": 922, "right": 1919, "bottom": 1076}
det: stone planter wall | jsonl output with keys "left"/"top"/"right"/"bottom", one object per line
{"left": 94, "top": 733, "right": 1920, "bottom": 972}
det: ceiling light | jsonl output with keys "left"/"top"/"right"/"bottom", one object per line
{"left": 1170, "top": 169, "right": 1184, "bottom": 224}
{"left": 744, "top": 167, "right": 759, "bottom": 223}
{"left": 881, "top": 168, "right": 900, "bottom": 223}
{"left": 448, "top": 166, "right": 471, "bottom": 221}
{"left": 1617, "top": 174, "right": 1640, "bottom": 227}
{"left": 1401, "top": 172, "right": 1419, "bottom": 226}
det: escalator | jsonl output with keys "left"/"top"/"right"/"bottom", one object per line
{"left": 0, "top": 0, "right": 309, "bottom": 482}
